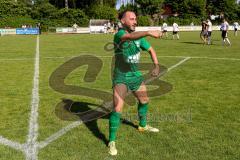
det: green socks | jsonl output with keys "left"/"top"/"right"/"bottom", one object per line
{"left": 138, "top": 102, "right": 148, "bottom": 127}
{"left": 109, "top": 111, "right": 121, "bottom": 142}
{"left": 109, "top": 103, "right": 148, "bottom": 142}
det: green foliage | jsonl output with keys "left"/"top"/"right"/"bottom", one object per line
{"left": 57, "top": 8, "right": 89, "bottom": 26}
{"left": 136, "top": 0, "right": 164, "bottom": 16}
{"left": 164, "top": 16, "right": 201, "bottom": 25}
{"left": 87, "top": 5, "right": 117, "bottom": 21}
{"left": 137, "top": 15, "right": 151, "bottom": 26}
{"left": 0, "top": 16, "right": 36, "bottom": 28}
{"left": 118, "top": 4, "right": 139, "bottom": 15}
{"left": 0, "top": 0, "right": 35, "bottom": 28}
{"left": 32, "top": 1, "right": 89, "bottom": 29}
{"left": 0, "top": 0, "right": 31, "bottom": 17}
{"left": 0, "top": 0, "right": 239, "bottom": 29}
{"left": 216, "top": 0, "right": 239, "bottom": 20}
{"left": 102, "top": 0, "right": 116, "bottom": 7}
{"left": 165, "top": 0, "right": 239, "bottom": 21}
{"left": 31, "top": 1, "right": 58, "bottom": 19}
{"left": 49, "top": 0, "right": 116, "bottom": 9}
{"left": 164, "top": 0, "right": 206, "bottom": 18}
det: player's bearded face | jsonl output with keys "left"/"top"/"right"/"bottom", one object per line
{"left": 122, "top": 12, "right": 137, "bottom": 32}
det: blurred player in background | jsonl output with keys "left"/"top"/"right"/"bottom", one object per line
{"left": 233, "top": 21, "right": 239, "bottom": 36}
{"left": 162, "top": 22, "right": 168, "bottom": 38}
{"left": 206, "top": 19, "right": 212, "bottom": 45}
{"left": 72, "top": 23, "right": 78, "bottom": 32}
{"left": 220, "top": 19, "right": 231, "bottom": 46}
{"left": 172, "top": 22, "right": 179, "bottom": 40}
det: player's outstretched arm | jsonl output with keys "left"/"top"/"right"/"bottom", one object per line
{"left": 148, "top": 47, "right": 160, "bottom": 77}
{"left": 121, "top": 30, "right": 162, "bottom": 41}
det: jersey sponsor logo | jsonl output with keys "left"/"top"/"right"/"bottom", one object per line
{"left": 126, "top": 52, "right": 140, "bottom": 63}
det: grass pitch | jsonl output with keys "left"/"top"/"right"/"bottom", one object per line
{"left": 0, "top": 31, "right": 239, "bottom": 160}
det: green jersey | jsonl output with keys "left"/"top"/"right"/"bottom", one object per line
{"left": 113, "top": 29, "right": 151, "bottom": 75}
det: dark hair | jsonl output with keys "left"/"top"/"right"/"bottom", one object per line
{"left": 118, "top": 10, "right": 135, "bottom": 20}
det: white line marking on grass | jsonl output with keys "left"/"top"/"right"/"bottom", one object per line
{"left": 37, "top": 100, "right": 113, "bottom": 149}
{"left": 0, "top": 135, "right": 24, "bottom": 151}
{"left": 38, "top": 58, "right": 189, "bottom": 149}
{"left": 0, "top": 44, "right": 237, "bottom": 158}
{"left": 0, "top": 35, "right": 41, "bottom": 159}
{"left": 38, "top": 102, "right": 114, "bottom": 149}
{"left": 44, "top": 56, "right": 67, "bottom": 59}
{"left": 1, "top": 55, "right": 240, "bottom": 61}
{"left": 38, "top": 121, "right": 82, "bottom": 149}
{"left": 0, "top": 58, "right": 34, "bottom": 61}
{"left": 167, "top": 57, "right": 191, "bottom": 72}
{"left": 25, "top": 35, "right": 40, "bottom": 160}
{"left": 159, "top": 55, "right": 240, "bottom": 61}
{"left": 191, "top": 56, "right": 240, "bottom": 61}
{"left": 0, "top": 53, "right": 191, "bottom": 158}
{"left": 43, "top": 55, "right": 240, "bottom": 61}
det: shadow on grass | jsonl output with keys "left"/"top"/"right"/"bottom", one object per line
{"left": 181, "top": 41, "right": 204, "bottom": 45}
{"left": 181, "top": 41, "right": 219, "bottom": 45}
{"left": 55, "top": 99, "right": 138, "bottom": 146}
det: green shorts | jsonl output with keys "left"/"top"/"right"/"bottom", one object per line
{"left": 112, "top": 71, "right": 144, "bottom": 91}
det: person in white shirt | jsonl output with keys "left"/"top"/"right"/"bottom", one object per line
{"left": 190, "top": 22, "right": 194, "bottom": 30}
{"left": 172, "top": 22, "right": 179, "bottom": 40}
{"left": 206, "top": 19, "right": 212, "bottom": 45}
{"left": 72, "top": 23, "right": 78, "bottom": 32}
{"left": 162, "top": 22, "right": 168, "bottom": 38}
{"left": 104, "top": 23, "right": 107, "bottom": 33}
{"left": 233, "top": 22, "right": 239, "bottom": 36}
{"left": 22, "top": 24, "right": 27, "bottom": 29}
{"left": 220, "top": 19, "right": 231, "bottom": 46}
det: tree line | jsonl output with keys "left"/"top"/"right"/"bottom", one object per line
{"left": 0, "top": 0, "right": 239, "bottom": 30}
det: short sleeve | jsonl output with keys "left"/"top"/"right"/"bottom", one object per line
{"left": 114, "top": 29, "right": 126, "bottom": 43}
{"left": 140, "top": 38, "right": 151, "bottom": 51}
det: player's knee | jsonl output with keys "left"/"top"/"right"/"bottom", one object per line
{"left": 114, "top": 102, "right": 124, "bottom": 112}
{"left": 139, "top": 97, "right": 149, "bottom": 104}
{"left": 114, "top": 106, "right": 123, "bottom": 112}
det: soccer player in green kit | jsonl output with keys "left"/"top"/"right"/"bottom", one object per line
{"left": 108, "top": 10, "right": 163, "bottom": 156}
